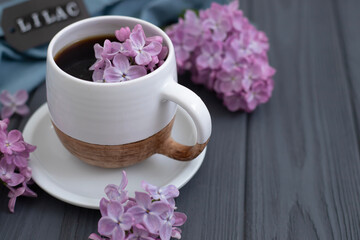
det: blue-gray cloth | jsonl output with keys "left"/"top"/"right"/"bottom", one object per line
{"left": 0, "top": 0, "right": 225, "bottom": 94}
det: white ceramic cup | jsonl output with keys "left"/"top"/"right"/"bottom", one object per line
{"left": 46, "top": 16, "right": 211, "bottom": 168}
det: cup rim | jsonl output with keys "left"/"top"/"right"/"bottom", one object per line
{"left": 47, "top": 15, "right": 174, "bottom": 87}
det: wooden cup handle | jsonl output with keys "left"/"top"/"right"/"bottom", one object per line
{"left": 158, "top": 81, "right": 212, "bottom": 161}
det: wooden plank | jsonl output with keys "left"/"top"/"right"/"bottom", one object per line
{"left": 176, "top": 74, "right": 248, "bottom": 239}
{"left": 244, "top": 0, "right": 360, "bottom": 239}
{"left": 333, "top": 0, "right": 360, "bottom": 150}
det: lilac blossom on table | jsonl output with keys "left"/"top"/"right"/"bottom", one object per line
{"left": 0, "top": 90, "right": 30, "bottom": 119}
{"left": 0, "top": 118, "right": 37, "bottom": 213}
{"left": 90, "top": 171, "right": 187, "bottom": 240}
{"left": 166, "top": 1, "right": 276, "bottom": 112}
{"left": 89, "top": 24, "right": 167, "bottom": 83}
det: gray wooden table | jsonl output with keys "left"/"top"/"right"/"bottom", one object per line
{"left": 1, "top": 0, "right": 360, "bottom": 239}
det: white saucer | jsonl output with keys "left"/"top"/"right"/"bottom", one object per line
{"left": 23, "top": 103, "right": 206, "bottom": 209}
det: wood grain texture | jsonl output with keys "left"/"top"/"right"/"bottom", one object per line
{"left": 53, "top": 116, "right": 208, "bottom": 168}
{"left": 244, "top": 0, "right": 360, "bottom": 239}
{"left": 1, "top": 0, "right": 360, "bottom": 239}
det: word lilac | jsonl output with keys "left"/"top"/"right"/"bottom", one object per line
{"left": 0, "top": 118, "right": 37, "bottom": 212}
{"left": 89, "top": 171, "right": 187, "bottom": 240}
{"left": 166, "top": 1, "right": 276, "bottom": 112}
{"left": 89, "top": 24, "right": 168, "bottom": 83}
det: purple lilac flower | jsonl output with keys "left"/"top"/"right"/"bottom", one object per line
{"left": 98, "top": 201, "right": 133, "bottom": 240}
{"left": 166, "top": 1, "right": 276, "bottom": 112}
{"left": 196, "top": 42, "right": 223, "bottom": 70}
{"left": 243, "top": 80, "right": 273, "bottom": 112}
{"left": 0, "top": 129, "right": 25, "bottom": 155}
{"left": 201, "top": 3, "right": 232, "bottom": 41}
{"left": 159, "top": 210, "right": 187, "bottom": 240}
{"left": 123, "top": 24, "right": 162, "bottom": 65}
{"left": 214, "top": 69, "right": 244, "bottom": 94}
{"left": 0, "top": 157, "right": 25, "bottom": 186}
{"left": 141, "top": 181, "right": 179, "bottom": 206}
{"left": 127, "top": 192, "right": 170, "bottom": 234}
{"left": 104, "top": 54, "right": 147, "bottom": 82}
{"left": 0, "top": 90, "right": 30, "bottom": 119}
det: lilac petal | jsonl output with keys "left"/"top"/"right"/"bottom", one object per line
{"left": 0, "top": 90, "right": 13, "bottom": 106}
{"left": 161, "top": 185, "right": 179, "bottom": 199}
{"left": 13, "top": 90, "right": 28, "bottom": 105}
{"left": 112, "top": 54, "right": 130, "bottom": 73}
{"left": 25, "top": 142, "right": 36, "bottom": 152}
{"left": 8, "top": 196, "right": 16, "bottom": 213}
{"left": 0, "top": 130, "right": 6, "bottom": 142}
{"left": 146, "top": 35, "right": 163, "bottom": 44}
{"left": 135, "top": 192, "right": 151, "bottom": 209}
{"left": 122, "top": 40, "right": 136, "bottom": 57}
{"left": 10, "top": 142, "right": 26, "bottom": 152}
{"left": 143, "top": 41, "right": 162, "bottom": 56}
{"left": 127, "top": 66, "right": 147, "bottom": 80}
{"left": 120, "top": 213, "right": 133, "bottom": 230}
{"left": 159, "top": 222, "right": 172, "bottom": 240}
{"left": 105, "top": 184, "right": 121, "bottom": 201}
{"left": 171, "top": 227, "right": 182, "bottom": 239}
{"left": 1, "top": 156, "right": 13, "bottom": 171}
{"left": 8, "top": 186, "right": 25, "bottom": 213}
{"left": 119, "top": 171, "right": 127, "bottom": 190}
{"left": 150, "top": 201, "right": 170, "bottom": 216}
{"left": 8, "top": 130, "right": 22, "bottom": 143}
{"left": 115, "top": 27, "right": 131, "bottom": 42}
{"left": 158, "top": 46, "right": 168, "bottom": 61}
{"left": 112, "top": 227, "right": 125, "bottom": 240}
{"left": 0, "top": 118, "right": 9, "bottom": 131}
{"left": 107, "top": 201, "right": 124, "bottom": 221}
{"left": 7, "top": 173, "right": 25, "bottom": 187}
{"left": 104, "top": 67, "right": 123, "bottom": 83}
{"left": 22, "top": 185, "right": 37, "bottom": 197}
{"left": 196, "top": 54, "right": 209, "bottom": 69}
{"left": 92, "top": 69, "right": 105, "bottom": 82}
{"left": 127, "top": 206, "right": 145, "bottom": 223}
{"left": 174, "top": 46, "right": 190, "bottom": 63}
{"left": 2, "top": 106, "right": 15, "bottom": 119}
{"left": 88, "top": 233, "right": 104, "bottom": 240}
{"left": 141, "top": 181, "right": 158, "bottom": 197}
{"left": 130, "top": 24, "right": 146, "bottom": 49}
{"left": 173, "top": 212, "right": 187, "bottom": 226}
{"left": 100, "top": 198, "right": 110, "bottom": 217}
{"left": 15, "top": 105, "right": 30, "bottom": 116}
{"left": 135, "top": 51, "right": 152, "bottom": 66}
{"left": 143, "top": 214, "right": 161, "bottom": 233}
{"left": 94, "top": 43, "right": 103, "bottom": 59}
{"left": 98, "top": 217, "right": 117, "bottom": 236}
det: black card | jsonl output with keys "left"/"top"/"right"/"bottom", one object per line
{"left": 1, "top": 0, "right": 89, "bottom": 51}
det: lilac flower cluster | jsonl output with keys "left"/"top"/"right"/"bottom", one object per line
{"left": 0, "top": 90, "right": 30, "bottom": 119}
{"left": 166, "top": 1, "right": 276, "bottom": 112}
{"left": 89, "top": 171, "right": 187, "bottom": 240}
{"left": 90, "top": 24, "right": 168, "bottom": 83}
{"left": 0, "top": 118, "right": 37, "bottom": 212}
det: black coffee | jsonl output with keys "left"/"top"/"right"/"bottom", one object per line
{"left": 54, "top": 35, "right": 116, "bottom": 81}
